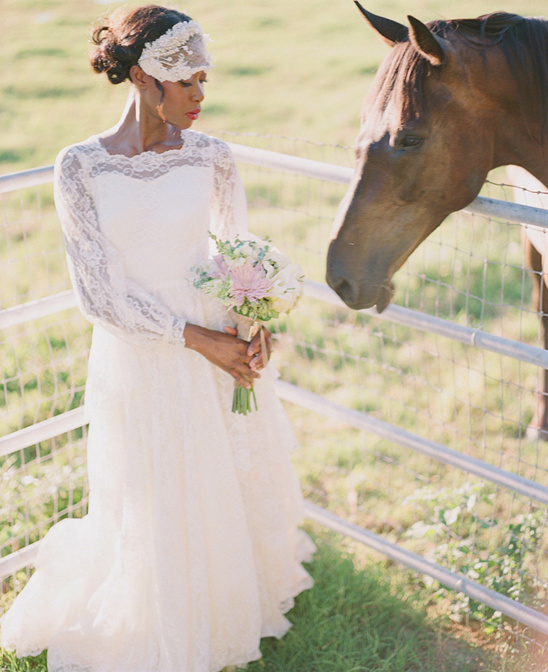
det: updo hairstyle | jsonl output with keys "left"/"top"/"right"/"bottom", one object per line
{"left": 90, "top": 5, "right": 192, "bottom": 84}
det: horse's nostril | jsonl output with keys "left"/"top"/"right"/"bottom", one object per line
{"left": 326, "top": 267, "right": 343, "bottom": 291}
{"left": 327, "top": 273, "right": 353, "bottom": 302}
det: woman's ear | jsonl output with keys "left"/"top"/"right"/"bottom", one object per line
{"left": 129, "top": 64, "right": 149, "bottom": 88}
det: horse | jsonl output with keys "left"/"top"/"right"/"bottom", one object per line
{"left": 326, "top": 3, "right": 548, "bottom": 439}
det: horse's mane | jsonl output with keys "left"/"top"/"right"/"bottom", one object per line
{"left": 373, "top": 12, "right": 548, "bottom": 139}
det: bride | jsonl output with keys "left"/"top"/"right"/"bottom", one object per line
{"left": 0, "top": 5, "right": 314, "bottom": 671}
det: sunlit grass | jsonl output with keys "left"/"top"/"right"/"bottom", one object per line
{"left": 1, "top": 0, "right": 547, "bottom": 171}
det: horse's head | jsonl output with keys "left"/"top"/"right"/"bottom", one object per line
{"left": 327, "top": 4, "right": 501, "bottom": 311}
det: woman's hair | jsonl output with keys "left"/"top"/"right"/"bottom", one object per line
{"left": 90, "top": 5, "right": 192, "bottom": 85}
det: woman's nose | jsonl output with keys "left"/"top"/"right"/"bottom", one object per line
{"left": 194, "top": 83, "right": 205, "bottom": 101}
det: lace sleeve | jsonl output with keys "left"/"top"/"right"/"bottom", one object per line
{"left": 210, "top": 139, "right": 249, "bottom": 240}
{"left": 54, "top": 145, "right": 187, "bottom": 346}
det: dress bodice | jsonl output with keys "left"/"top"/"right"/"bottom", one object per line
{"left": 94, "top": 163, "right": 213, "bottom": 291}
{"left": 53, "top": 130, "right": 248, "bottom": 345}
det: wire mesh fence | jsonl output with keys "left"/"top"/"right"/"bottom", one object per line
{"left": 0, "top": 183, "right": 91, "bottom": 616}
{"left": 1, "top": 133, "right": 547, "bottom": 665}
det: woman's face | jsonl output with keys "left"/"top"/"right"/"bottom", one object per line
{"left": 153, "top": 70, "right": 207, "bottom": 129}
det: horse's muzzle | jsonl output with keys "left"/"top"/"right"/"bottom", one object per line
{"left": 326, "top": 238, "right": 396, "bottom": 311}
{"left": 326, "top": 267, "right": 393, "bottom": 312}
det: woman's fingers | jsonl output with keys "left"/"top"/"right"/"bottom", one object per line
{"left": 247, "top": 327, "right": 272, "bottom": 370}
{"left": 186, "top": 324, "right": 263, "bottom": 385}
{"left": 222, "top": 325, "right": 267, "bottom": 375}
{"left": 249, "top": 355, "right": 261, "bottom": 372}
{"left": 231, "top": 364, "right": 259, "bottom": 388}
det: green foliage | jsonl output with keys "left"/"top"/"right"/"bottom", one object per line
{"left": 0, "top": 649, "right": 48, "bottom": 671}
{"left": 404, "top": 484, "right": 547, "bottom": 634}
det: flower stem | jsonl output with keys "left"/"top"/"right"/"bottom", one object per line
{"left": 232, "top": 383, "right": 258, "bottom": 415}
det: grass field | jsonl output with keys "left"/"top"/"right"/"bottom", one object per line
{"left": 2, "top": 0, "right": 548, "bottom": 170}
{"left": 2, "top": 0, "right": 548, "bottom": 670}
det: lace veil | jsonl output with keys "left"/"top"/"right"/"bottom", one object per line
{"left": 138, "top": 20, "right": 212, "bottom": 82}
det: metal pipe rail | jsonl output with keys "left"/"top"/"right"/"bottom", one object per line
{"left": 0, "top": 407, "right": 86, "bottom": 459}
{"left": 4, "top": 496, "right": 548, "bottom": 636}
{"left": 0, "top": 165, "right": 53, "bottom": 193}
{"left": 227, "top": 144, "right": 548, "bottom": 228}
{"left": 0, "top": 290, "right": 77, "bottom": 330}
{"left": 3, "top": 280, "right": 548, "bottom": 371}
{"left": 305, "top": 281, "right": 548, "bottom": 369}
{"left": 275, "top": 381, "right": 548, "bottom": 506}
{"left": 3, "top": 498, "right": 548, "bottom": 636}
{"left": 1, "top": 153, "right": 547, "bottom": 500}
{"left": 3, "top": 150, "right": 548, "bottom": 228}
{"left": 306, "top": 502, "right": 548, "bottom": 636}
{"left": 3, "top": 372, "right": 548, "bottom": 508}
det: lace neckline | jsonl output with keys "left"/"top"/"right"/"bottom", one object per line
{"left": 90, "top": 129, "right": 196, "bottom": 162}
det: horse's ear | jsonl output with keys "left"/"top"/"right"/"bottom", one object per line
{"left": 354, "top": 2, "right": 408, "bottom": 47}
{"left": 407, "top": 15, "right": 445, "bottom": 66}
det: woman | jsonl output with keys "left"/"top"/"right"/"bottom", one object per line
{"left": 0, "top": 6, "right": 314, "bottom": 671}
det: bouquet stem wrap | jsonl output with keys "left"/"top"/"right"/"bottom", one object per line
{"left": 232, "top": 312, "right": 266, "bottom": 415}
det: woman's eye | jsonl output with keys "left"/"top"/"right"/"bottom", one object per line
{"left": 179, "top": 79, "right": 207, "bottom": 88}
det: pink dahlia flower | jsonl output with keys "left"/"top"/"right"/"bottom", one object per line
{"left": 230, "top": 260, "right": 273, "bottom": 307}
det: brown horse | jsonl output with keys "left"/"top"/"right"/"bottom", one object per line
{"left": 326, "top": 4, "right": 548, "bottom": 438}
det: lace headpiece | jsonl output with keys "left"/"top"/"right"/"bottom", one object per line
{"left": 138, "top": 20, "right": 212, "bottom": 82}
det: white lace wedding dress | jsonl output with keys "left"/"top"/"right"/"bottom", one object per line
{"left": 1, "top": 130, "right": 314, "bottom": 672}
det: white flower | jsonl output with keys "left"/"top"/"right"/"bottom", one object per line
{"left": 268, "top": 247, "right": 289, "bottom": 268}
{"left": 237, "top": 241, "right": 255, "bottom": 257}
{"left": 262, "top": 260, "right": 276, "bottom": 278}
{"left": 270, "top": 296, "right": 297, "bottom": 313}
{"left": 202, "top": 259, "right": 218, "bottom": 276}
{"left": 226, "top": 256, "right": 247, "bottom": 270}
{"left": 267, "top": 263, "right": 303, "bottom": 312}
{"left": 202, "top": 278, "right": 224, "bottom": 296}
{"left": 269, "top": 264, "right": 303, "bottom": 296}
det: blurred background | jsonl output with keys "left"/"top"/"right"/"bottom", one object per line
{"left": 1, "top": 0, "right": 547, "bottom": 171}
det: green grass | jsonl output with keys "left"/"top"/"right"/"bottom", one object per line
{"left": 0, "top": 650, "right": 48, "bottom": 672}
{"left": 1, "top": 0, "right": 548, "bottom": 172}
{"left": 245, "top": 534, "right": 496, "bottom": 672}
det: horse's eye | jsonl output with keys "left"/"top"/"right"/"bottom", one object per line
{"left": 400, "top": 136, "right": 423, "bottom": 149}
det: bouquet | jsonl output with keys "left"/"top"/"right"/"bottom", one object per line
{"left": 192, "top": 233, "right": 304, "bottom": 414}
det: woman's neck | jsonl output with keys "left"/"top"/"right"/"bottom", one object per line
{"left": 98, "top": 89, "right": 184, "bottom": 157}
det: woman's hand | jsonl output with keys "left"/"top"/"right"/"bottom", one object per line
{"left": 184, "top": 323, "right": 265, "bottom": 389}
{"left": 221, "top": 326, "right": 272, "bottom": 373}
{"left": 241, "top": 326, "right": 272, "bottom": 372}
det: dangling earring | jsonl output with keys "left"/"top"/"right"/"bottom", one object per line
{"left": 154, "top": 79, "right": 166, "bottom": 123}
{"left": 156, "top": 103, "right": 167, "bottom": 123}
